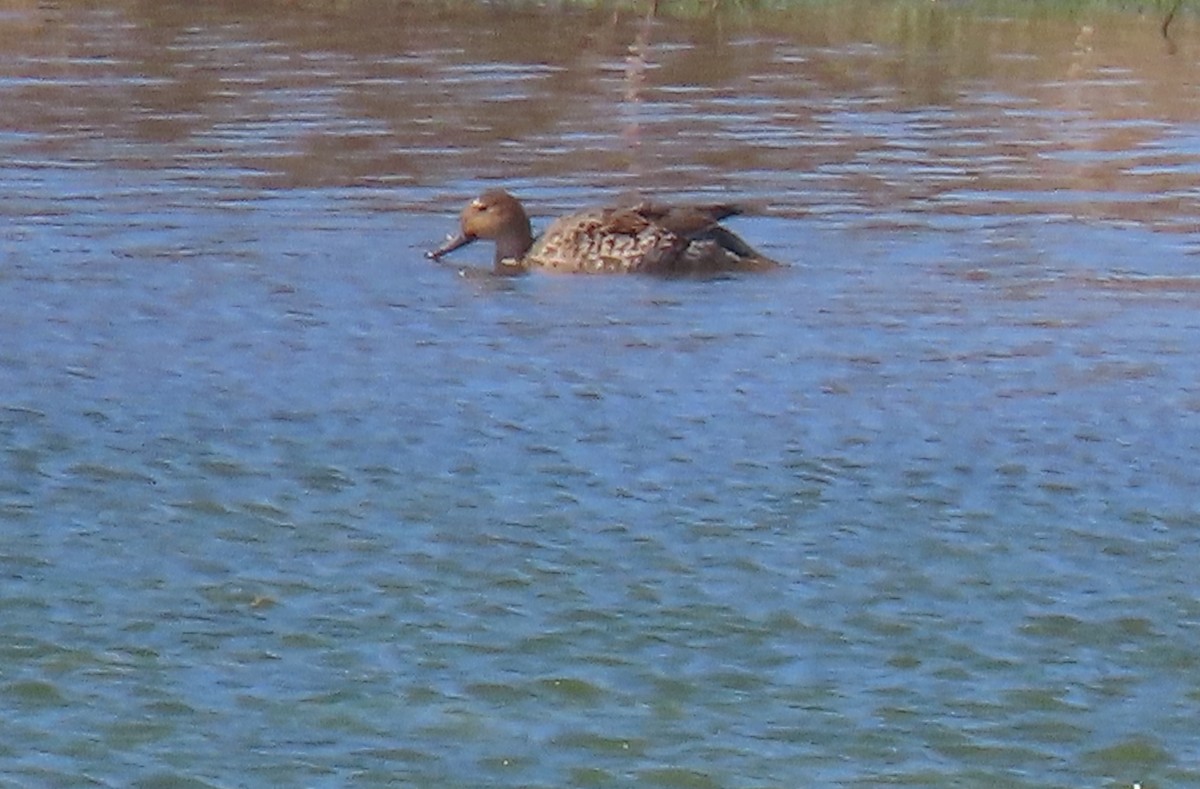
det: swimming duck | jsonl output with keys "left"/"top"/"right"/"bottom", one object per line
{"left": 427, "top": 189, "right": 780, "bottom": 275}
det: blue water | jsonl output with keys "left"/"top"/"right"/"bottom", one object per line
{"left": 3, "top": 2, "right": 1200, "bottom": 787}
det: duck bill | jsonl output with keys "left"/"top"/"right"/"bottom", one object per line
{"left": 427, "top": 232, "right": 476, "bottom": 261}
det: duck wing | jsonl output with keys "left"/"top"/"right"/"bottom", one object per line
{"left": 630, "top": 201, "right": 744, "bottom": 238}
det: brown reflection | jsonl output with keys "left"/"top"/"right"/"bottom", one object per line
{"left": 619, "top": 4, "right": 658, "bottom": 178}
{"left": 1, "top": 0, "right": 1199, "bottom": 228}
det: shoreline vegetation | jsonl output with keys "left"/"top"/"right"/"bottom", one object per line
{"left": 248, "top": 0, "right": 1194, "bottom": 58}
{"left": 260, "top": 0, "right": 1189, "bottom": 14}
{"left": 248, "top": 0, "right": 1191, "bottom": 42}
{"left": 240, "top": 0, "right": 1190, "bottom": 15}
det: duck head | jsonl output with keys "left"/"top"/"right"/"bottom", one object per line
{"left": 427, "top": 189, "right": 534, "bottom": 270}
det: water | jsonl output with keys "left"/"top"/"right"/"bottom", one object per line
{"left": 2, "top": 1, "right": 1200, "bottom": 786}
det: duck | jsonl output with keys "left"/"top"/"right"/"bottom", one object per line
{"left": 426, "top": 189, "right": 780, "bottom": 275}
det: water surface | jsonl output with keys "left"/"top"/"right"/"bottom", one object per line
{"left": 2, "top": 1, "right": 1200, "bottom": 786}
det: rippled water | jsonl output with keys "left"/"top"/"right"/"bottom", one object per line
{"left": 3, "top": 1, "right": 1200, "bottom": 786}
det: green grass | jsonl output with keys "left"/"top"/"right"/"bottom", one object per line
{"left": 551, "top": 0, "right": 1186, "bottom": 21}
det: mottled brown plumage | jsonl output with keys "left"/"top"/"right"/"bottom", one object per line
{"left": 427, "top": 189, "right": 780, "bottom": 275}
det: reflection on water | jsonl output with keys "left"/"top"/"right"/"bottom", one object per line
{"left": 5, "top": 0, "right": 1200, "bottom": 221}
{"left": 3, "top": 1, "right": 1200, "bottom": 787}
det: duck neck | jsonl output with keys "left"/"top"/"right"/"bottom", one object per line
{"left": 493, "top": 220, "right": 533, "bottom": 269}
